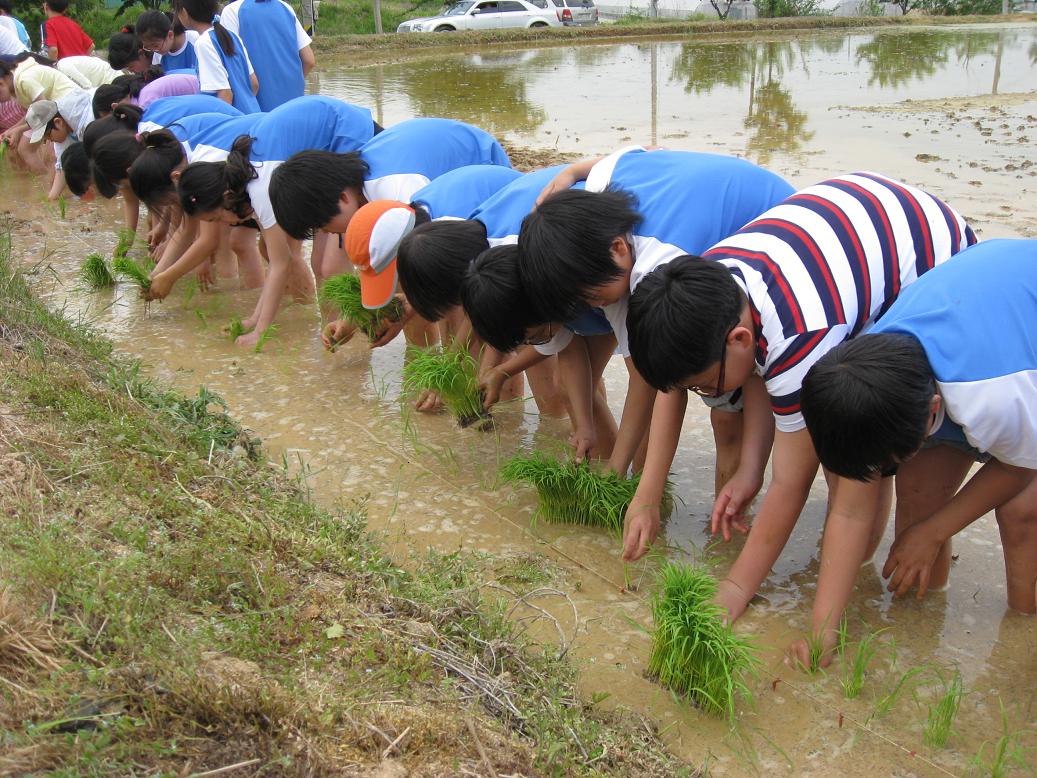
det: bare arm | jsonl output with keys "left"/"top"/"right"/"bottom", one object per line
{"left": 534, "top": 156, "right": 606, "bottom": 205}
{"left": 47, "top": 46, "right": 58, "bottom": 60}
{"left": 120, "top": 183, "right": 140, "bottom": 234}
{"left": 249, "top": 73, "right": 259, "bottom": 95}
{"left": 717, "top": 427, "right": 819, "bottom": 623}
{"left": 558, "top": 336, "right": 596, "bottom": 462}
{"left": 216, "top": 88, "right": 234, "bottom": 105}
{"left": 480, "top": 345, "right": 549, "bottom": 409}
{"left": 607, "top": 357, "right": 657, "bottom": 475}
{"left": 299, "top": 44, "right": 315, "bottom": 75}
{"left": 48, "top": 169, "right": 66, "bottom": 201}
{"left": 235, "top": 224, "right": 294, "bottom": 346}
{"left": 621, "top": 388, "right": 687, "bottom": 562}
{"left": 146, "top": 218, "right": 220, "bottom": 300}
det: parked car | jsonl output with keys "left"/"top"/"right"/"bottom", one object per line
{"left": 529, "top": 0, "right": 598, "bottom": 25}
{"left": 397, "top": 0, "right": 563, "bottom": 32}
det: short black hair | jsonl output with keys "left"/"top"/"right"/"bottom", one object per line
{"left": 90, "top": 131, "right": 143, "bottom": 199}
{"left": 801, "top": 333, "right": 935, "bottom": 482}
{"left": 461, "top": 244, "right": 546, "bottom": 353}
{"left": 517, "top": 187, "right": 642, "bottom": 322}
{"left": 397, "top": 219, "right": 488, "bottom": 322}
{"left": 45, "top": 0, "right": 69, "bottom": 13}
{"left": 269, "top": 150, "right": 368, "bottom": 240}
{"left": 60, "top": 142, "right": 90, "bottom": 196}
{"left": 627, "top": 255, "right": 742, "bottom": 392}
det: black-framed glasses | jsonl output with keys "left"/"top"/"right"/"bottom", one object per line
{"left": 686, "top": 325, "right": 732, "bottom": 399}
{"left": 523, "top": 323, "right": 555, "bottom": 346}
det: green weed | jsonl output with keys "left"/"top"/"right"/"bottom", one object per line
{"left": 924, "top": 669, "right": 965, "bottom": 748}
{"left": 80, "top": 253, "right": 115, "bottom": 290}
{"left": 112, "top": 256, "right": 153, "bottom": 291}
{"left": 647, "top": 561, "right": 759, "bottom": 721}
{"left": 319, "top": 273, "right": 403, "bottom": 340}
{"left": 840, "top": 629, "right": 885, "bottom": 699}
{"left": 402, "top": 346, "right": 488, "bottom": 428}
{"left": 500, "top": 451, "right": 670, "bottom": 534}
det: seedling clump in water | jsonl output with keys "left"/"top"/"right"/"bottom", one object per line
{"left": 840, "top": 628, "right": 885, "bottom": 699}
{"left": 647, "top": 561, "right": 759, "bottom": 721}
{"left": 402, "top": 346, "right": 489, "bottom": 429}
{"left": 81, "top": 253, "right": 115, "bottom": 289}
{"left": 253, "top": 324, "right": 278, "bottom": 353}
{"left": 114, "top": 229, "right": 135, "bottom": 259}
{"left": 228, "top": 317, "right": 246, "bottom": 342}
{"left": 923, "top": 669, "right": 965, "bottom": 748}
{"left": 112, "top": 256, "right": 153, "bottom": 291}
{"left": 320, "top": 273, "right": 403, "bottom": 340}
{"left": 500, "top": 451, "right": 671, "bottom": 534}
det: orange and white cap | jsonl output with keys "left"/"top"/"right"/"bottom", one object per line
{"left": 345, "top": 200, "right": 416, "bottom": 309}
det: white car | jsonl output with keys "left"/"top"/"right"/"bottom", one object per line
{"left": 397, "top": 0, "right": 563, "bottom": 32}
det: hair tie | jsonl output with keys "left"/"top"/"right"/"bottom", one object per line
{"left": 190, "top": 195, "right": 198, "bottom": 203}
{"left": 121, "top": 25, "right": 131, "bottom": 33}
{"left": 211, "top": 13, "right": 220, "bottom": 24}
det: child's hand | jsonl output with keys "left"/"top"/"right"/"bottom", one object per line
{"left": 235, "top": 330, "right": 261, "bottom": 349}
{"left": 714, "top": 578, "right": 749, "bottom": 624}
{"left": 711, "top": 468, "right": 762, "bottom": 541}
{"left": 568, "top": 427, "right": 597, "bottom": 464}
{"left": 478, "top": 365, "right": 509, "bottom": 409}
{"left": 414, "top": 390, "right": 442, "bottom": 413}
{"left": 621, "top": 501, "right": 661, "bottom": 562}
{"left": 882, "top": 522, "right": 944, "bottom": 599}
{"left": 535, "top": 166, "right": 579, "bottom": 207}
{"left": 145, "top": 270, "right": 173, "bottom": 301}
{"left": 194, "top": 262, "right": 214, "bottom": 292}
{"left": 321, "top": 320, "right": 356, "bottom": 351}
{"left": 785, "top": 629, "right": 836, "bottom": 672}
{"left": 369, "top": 316, "right": 406, "bottom": 349}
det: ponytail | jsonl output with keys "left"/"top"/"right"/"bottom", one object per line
{"left": 108, "top": 26, "right": 144, "bottom": 70}
{"left": 179, "top": 0, "right": 235, "bottom": 56}
{"left": 91, "top": 80, "right": 133, "bottom": 119}
{"left": 90, "top": 131, "right": 145, "bottom": 199}
{"left": 128, "top": 130, "right": 186, "bottom": 209}
{"left": 83, "top": 112, "right": 138, "bottom": 156}
{"left": 223, "top": 134, "right": 256, "bottom": 218}
{"left": 178, "top": 134, "right": 256, "bottom": 218}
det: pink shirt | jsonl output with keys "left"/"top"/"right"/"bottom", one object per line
{"left": 130, "top": 74, "right": 200, "bottom": 109}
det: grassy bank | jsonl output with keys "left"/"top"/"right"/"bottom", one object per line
{"left": 0, "top": 223, "right": 691, "bottom": 775}
{"left": 312, "top": 12, "right": 1037, "bottom": 57}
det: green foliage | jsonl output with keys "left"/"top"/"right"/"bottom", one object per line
{"left": 917, "top": 0, "right": 1003, "bottom": 14}
{"left": 315, "top": 0, "right": 444, "bottom": 35}
{"left": 924, "top": 669, "right": 965, "bottom": 748}
{"left": 319, "top": 273, "right": 403, "bottom": 340}
{"left": 254, "top": 324, "right": 279, "bottom": 353}
{"left": 969, "top": 701, "right": 1031, "bottom": 778}
{"left": 81, "top": 253, "right": 115, "bottom": 289}
{"left": 840, "top": 629, "right": 885, "bottom": 699}
{"left": 754, "top": 0, "right": 827, "bottom": 16}
{"left": 402, "top": 346, "right": 487, "bottom": 427}
{"left": 647, "top": 562, "right": 759, "bottom": 720}
{"left": 500, "top": 451, "right": 670, "bottom": 534}
{"left": 114, "top": 228, "right": 135, "bottom": 259}
{"left": 112, "top": 255, "right": 153, "bottom": 291}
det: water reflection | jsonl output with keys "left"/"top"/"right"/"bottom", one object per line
{"left": 855, "top": 29, "right": 1006, "bottom": 89}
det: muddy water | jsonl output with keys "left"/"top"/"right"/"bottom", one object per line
{"left": 6, "top": 22, "right": 1037, "bottom": 775}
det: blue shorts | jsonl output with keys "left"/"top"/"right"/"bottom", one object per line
{"left": 922, "top": 414, "right": 990, "bottom": 463}
{"left": 564, "top": 307, "right": 612, "bottom": 337}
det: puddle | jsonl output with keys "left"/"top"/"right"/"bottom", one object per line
{"left": 5, "top": 21, "right": 1037, "bottom": 775}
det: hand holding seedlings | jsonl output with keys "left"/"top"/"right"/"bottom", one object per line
{"left": 320, "top": 274, "right": 406, "bottom": 345}
{"left": 568, "top": 427, "right": 597, "bottom": 464}
{"left": 145, "top": 270, "right": 174, "bottom": 302}
{"left": 321, "top": 319, "right": 358, "bottom": 352}
{"left": 622, "top": 500, "right": 663, "bottom": 562}
{"left": 882, "top": 520, "right": 946, "bottom": 599}
{"left": 710, "top": 468, "right": 761, "bottom": 541}
{"left": 477, "top": 365, "right": 509, "bottom": 409}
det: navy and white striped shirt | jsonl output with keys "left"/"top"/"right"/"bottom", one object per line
{"left": 704, "top": 172, "right": 976, "bottom": 432}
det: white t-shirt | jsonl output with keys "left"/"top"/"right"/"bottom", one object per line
{"left": 55, "top": 56, "right": 120, "bottom": 89}
{"left": 0, "top": 21, "right": 26, "bottom": 56}
{"left": 193, "top": 27, "right": 255, "bottom": 93}
{"left": 53, "top": 87, "right": 95, "bottom": 170}
{"left": 220, "top": 0, "right": 311, "bottom": 50}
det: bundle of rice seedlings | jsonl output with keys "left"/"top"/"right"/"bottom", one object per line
{"left": 253, "top": 324, "right": 278, "bottom": 354}
{"left": 227, "top": 317, "right": 246, "bottom": 342}
{"left": 401, "top": 346, "right": 489, "bottom": 429}
{"left": 647, "top": 562, "right": 759, "bottom": 721}
{"left": 113, "top": 229, "right": 135, "bottom": 259}
{"left": 80, "top": 253, "right": 115, "bottom": 289}
{"left": 112, "top": 256, "right": 153, "bottom": 291}
{"left": 319, "top": 273, "right": 403, "bottom": 340}
{"left": 500, "top": 451, "right": 672, "bottom": 534}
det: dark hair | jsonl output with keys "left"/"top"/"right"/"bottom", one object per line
{"left": 136, "top": 9, "right": 184, "bottom": 40}
{"left": 397, "top": 219, "right": 488, "bottom": 322}
{"left": 127, "top": 129, "right": 185, "bottom": 208}
{"left": 269, "top": 150, "right": 369, "bottom": 240}
{"left": 45, "top": 0, "right": 69, "bottom": 13}
{"left": 517, "top": 187, "right": 642, "bottom": 322}
{"left": 801, "top": 334, "right": 935, "bottom": 482}
{"left": 178, "top": 135, "right": 256, "bottom": 218}
{"left": 14, "top": 52, "right": 55, "bottom": 66}
{"left": 92, "top": 80, "right": 129, "bottom": 118}
{"left": 179, "top": 0, "right": 235, "bottom": 56}
{"left": 90, "top": 132, "right": 144, "bottom": 199}
{"left": 0, "top": 0, "right": 13, "bottom": 14}
{"left": 461, "top": 244, "right": 546, "bottom": 353}
{"left": 61, "top": 142, "right": 91, "bottom": 196}
{"left": 627, "top": 256, "right": 742, "bottom": 392}
{"left": 108, "top": 26, "right": 144, "bottom": 69}
{"left": 83, "top": 104, "right": 142, "bottom": 153}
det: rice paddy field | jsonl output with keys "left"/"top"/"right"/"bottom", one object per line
{"left": 3, "top": 19, "right": 1037, "bottom": 775}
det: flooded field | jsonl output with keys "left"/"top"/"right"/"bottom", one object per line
{"left": 5, "top": 21, "right": 1037, "bottom": 776}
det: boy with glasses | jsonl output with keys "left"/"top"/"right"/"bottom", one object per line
{"left": 624, "top": 172, "right": 976, "bottom": 634}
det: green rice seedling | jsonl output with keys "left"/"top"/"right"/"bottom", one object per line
{"left": 57, "top": 195, "right": 66, "bottom": 220}
{"left": 923, "top": 670, "right": 965, "bottom": 748}
{"left": 80, "top": 253, "right": 115, "bottom": 289}
{"left": 319, "top": 273, "right": 403, "bottom": 340}
{"left": 872, "top": 665, "right": 929, "bottom": 719}
{"left": 194, "top": 309, "right": 208, "bottom": 328}
{"left": 840, "top": 628, "right": 885, "bottom": 699}
{"left": 835, "top": 615, "right": 849, "bottom": 657}
{"left": 0, "top": 139, "right": 7, "bottom": 161}
{"left": 227, "top": 317, "right": 246, "bottom": 342}
{"left": 114, "top": 229, "right": 135, "bottom": 259}
{"left": 112, "top": 256, "right": 153, "bottom": 291}
{"left": 647, "top": 561, "right": 760, "bottom": 721}
{"left": 500, "top": 451, "right": 672, "bottom": 534}
{"left": 253, "top": 324, "right": 278, "bottom": 353}
{"left": 402, "top": 346, "right": 489, "bottom": 428}
{"left": 970, "top": 701, "right": 1030, "bottom": 778}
